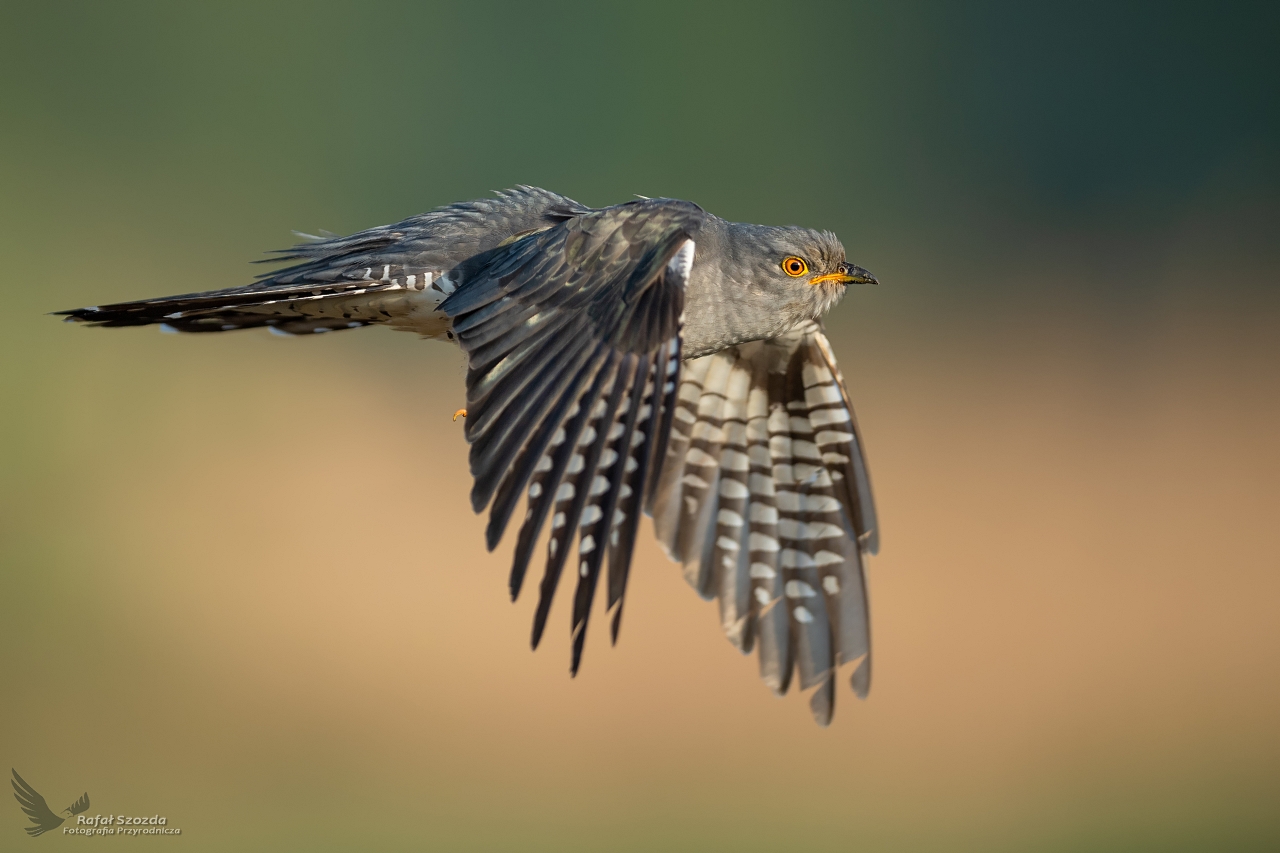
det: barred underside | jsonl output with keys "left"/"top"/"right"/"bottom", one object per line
{"left": 652, "top": 321, "right": 875, "bottom": 725}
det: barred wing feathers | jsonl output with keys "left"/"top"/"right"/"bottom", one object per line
{"left": 441, "top": 199, "right": 701, "bottom": 672}
{"left": 651, "top": 322, "right": 876, "bottom": 725}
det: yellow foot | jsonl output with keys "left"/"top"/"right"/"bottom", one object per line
{"left": 452, "top": 408, "right": 468, "bottom": 422}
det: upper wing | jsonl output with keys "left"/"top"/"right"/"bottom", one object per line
{"left": 651, "top": 321, "right": 877, "bottom": 725}
{"left": 11, "top": 770, "right": 64, "bottom": 837}
{"left": 441, "top": 198, "right": 703, "bottom": 671}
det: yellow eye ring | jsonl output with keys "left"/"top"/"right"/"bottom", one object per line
{"left": 781, "top": 256, "right": 808, "bottom": 277}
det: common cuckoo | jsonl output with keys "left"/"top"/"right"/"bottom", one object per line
{"left": 60, "top": 187, "right": 880, "bottom": 724}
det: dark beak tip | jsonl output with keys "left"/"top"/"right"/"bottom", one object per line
{"left": 842, "top": 263, "right": 878, "bottom": 285}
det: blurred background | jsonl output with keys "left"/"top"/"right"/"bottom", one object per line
{"left": 2, "top": 2, "right": 1277, "bottom": 850}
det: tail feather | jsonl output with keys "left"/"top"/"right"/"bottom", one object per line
{"left": 57, "top": 266, "right": 456, "bottom": 337}
{"left": 56, "top": 280, "right": 404, "bottom": 335}
{"left": 56, "top": 186, "right": 590, "bottom": 337}
{"left": 56, "top": 217, "right": 455, "bottom": 336}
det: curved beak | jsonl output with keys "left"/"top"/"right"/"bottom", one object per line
{"left": 839, "top": 262, "right": 878, "bottom": 285}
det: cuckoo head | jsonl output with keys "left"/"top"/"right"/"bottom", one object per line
{"left": 731, "top": 225, "right": 878, "bottom": 320}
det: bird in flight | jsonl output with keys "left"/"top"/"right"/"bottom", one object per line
{"left": 60, "top": 188, "right": 880, "bottom": 724}
{"left": 11, "top": 769, "right": 90, "bottom": 837}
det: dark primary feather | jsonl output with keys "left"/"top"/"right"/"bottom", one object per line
{"left": 442, "top": 198, "right": 700, "bottom": 671}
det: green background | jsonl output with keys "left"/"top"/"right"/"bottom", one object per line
{"left": 2, "top": 2, "right": 1277, "bottom": 850}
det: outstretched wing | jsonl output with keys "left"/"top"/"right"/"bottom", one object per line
{"left": 651, "top": 321, "right": 877, "bottom": 725}
{"left": 11, "top": 769, "right": 65, "bottom": 837}
{"left": 441, "top": 198, "right": 702, "bottom": 672}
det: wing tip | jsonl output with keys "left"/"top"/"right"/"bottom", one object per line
{"left": 609, "top": 606, "right": 623, "bottom": 645}
{"left": 569, "top": 630, "right": 586, "bottom": 676}
{"left": 469, "top": 485, "right": 490, "bottom": 518}
{"left": 808, "top": 677, "right": 835, "bottom": 726}
{"left": 861, "top": 529, "right": 880, "bottom": 556}
{"left": 850, "top": 654, "right": 871, "bottom": 699}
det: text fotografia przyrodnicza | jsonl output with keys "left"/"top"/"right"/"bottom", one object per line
{"left": 64, "top": 814, "right": 181, "bottom": 836}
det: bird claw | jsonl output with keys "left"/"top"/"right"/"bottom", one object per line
{"left": 452, "top": 408, "right": 467, "bottom": 422}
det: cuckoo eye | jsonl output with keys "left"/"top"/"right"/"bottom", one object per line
{"left": 781, "top": 256, "right": 808, "bottom": 277}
